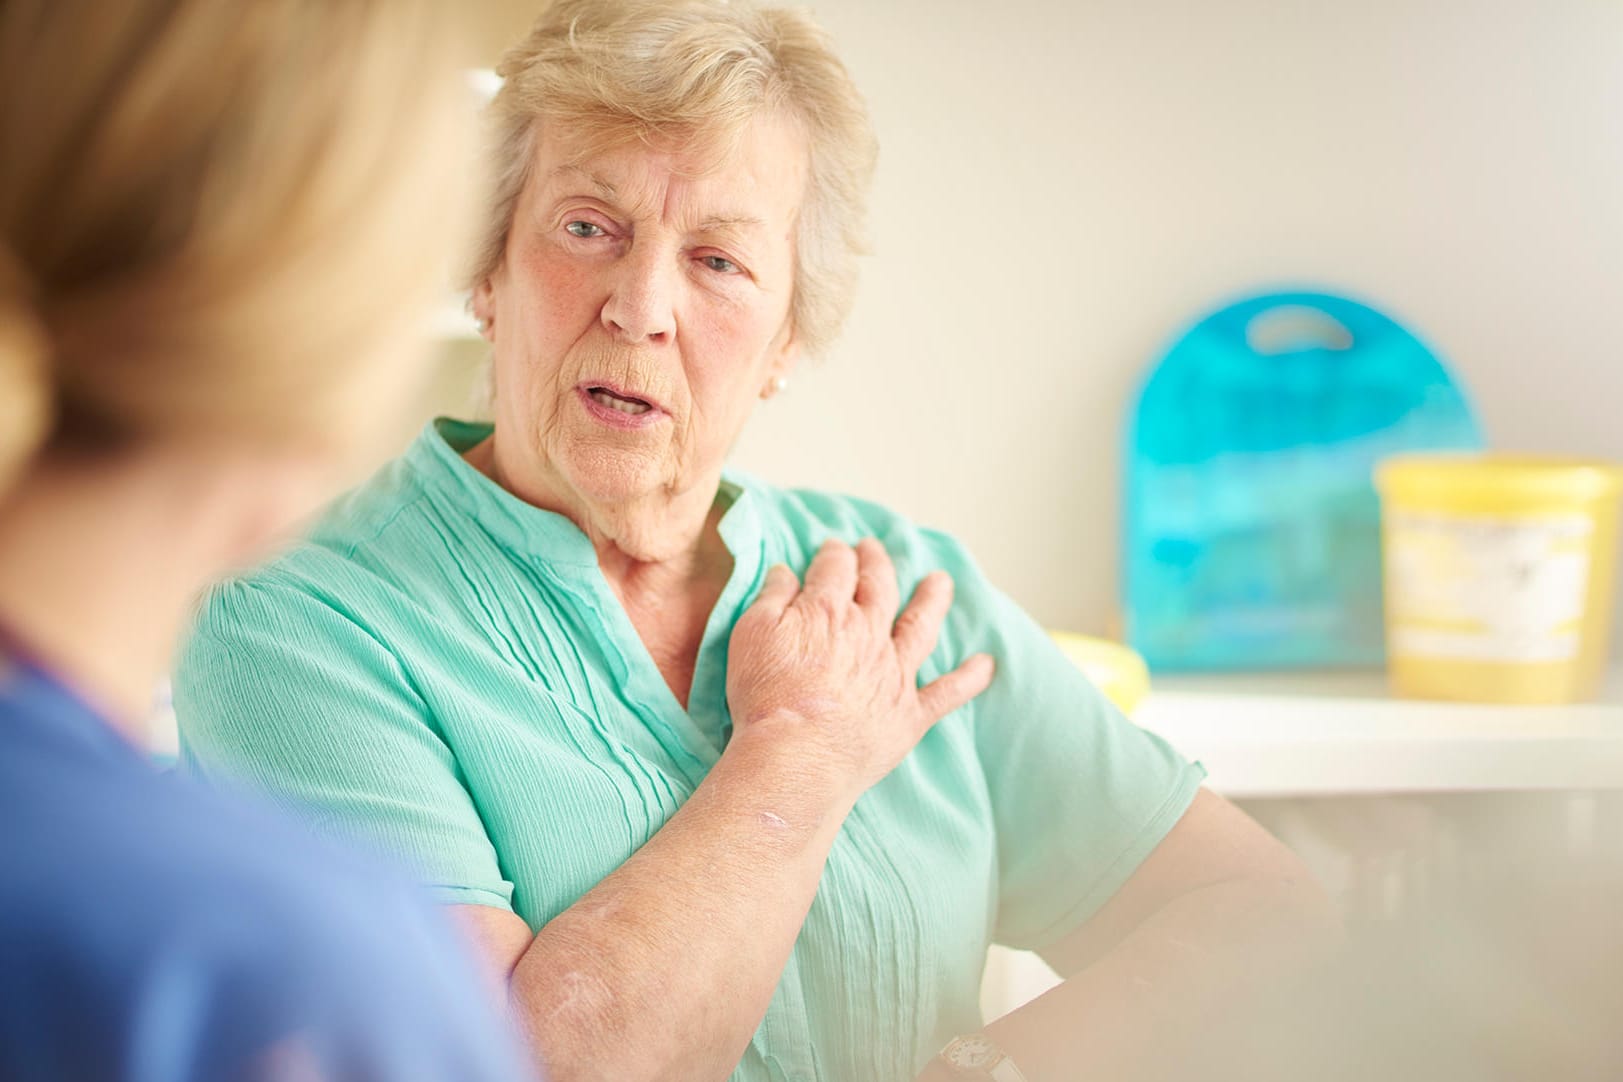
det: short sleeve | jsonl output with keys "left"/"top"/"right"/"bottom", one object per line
{"left": 925, "top": 534, "right": 1205, "bottom": 954}
{"left": 174, "top": 577, "right": 515, "bottom": 911}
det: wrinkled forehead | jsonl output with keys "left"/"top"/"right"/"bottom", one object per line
{"left": 521, "top": 110, "right": 810, "bottom": 232}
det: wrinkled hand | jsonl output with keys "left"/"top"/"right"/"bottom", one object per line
{"left": 726, "top": 538, "right": 995, "bottom": 805}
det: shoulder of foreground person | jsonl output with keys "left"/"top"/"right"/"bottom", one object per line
{"left": 0, "top": 741, "right": 535, "bottom": 1082}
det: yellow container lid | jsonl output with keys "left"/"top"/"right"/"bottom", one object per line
{"left": 1048, "top": 631, "right": 1151, "bottom": 716}
{"left": 1376, "top": 454, "right": 1623, "bottom": 508}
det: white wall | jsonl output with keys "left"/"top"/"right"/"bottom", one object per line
{"left": 723, "top": 0, "right": 1623, "bottom": 639}
{"left": 443, "top": 0, "right": 1623, "bottom": 645}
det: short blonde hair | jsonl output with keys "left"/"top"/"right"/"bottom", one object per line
{"left": 0, "top": 0, "right": 473, "bottom": 489}
{"left": 467, "top": 0, "right": 878, "bottom": 358}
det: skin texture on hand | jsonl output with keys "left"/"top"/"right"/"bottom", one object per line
{"left": 455, "top": 539, "right": 995, "bottom": 1082}
{"left": 727, "top": 537, "right": 996, "bottom": 806}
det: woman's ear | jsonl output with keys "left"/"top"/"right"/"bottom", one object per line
{"left": 761, "top": 327, "right": 802, "bottom": 400}
{"left": 470, "top": 279, "right": 496, "bottom": 340}
{"left": 772, "top": 321, "right": 803, "bottom": 379}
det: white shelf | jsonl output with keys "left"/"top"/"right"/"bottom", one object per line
{"left": 1136, "top": 668, "right": 1623, "bottom": 799}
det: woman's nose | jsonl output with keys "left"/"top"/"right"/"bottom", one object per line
{"left": 601, "top": 243, "right": 676, "bottom": 344}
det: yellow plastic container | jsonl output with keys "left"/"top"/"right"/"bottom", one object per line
{"left": 1375, "top": 455, "right": 1623, "bottom": 704}
{"left": 1048, "top": 631, "right": 1151, "bottom": 715}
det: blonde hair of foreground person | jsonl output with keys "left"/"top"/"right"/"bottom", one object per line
{"left": 466, "top": 0, "right": 878, "bottom": 360}
{"left": 0, "top": 0, "right": 474, "bottom": 497}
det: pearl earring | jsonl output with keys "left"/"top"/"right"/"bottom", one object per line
{"left": 765, "top": 376, "right": 789, "bottom": 398}
{"left": 477, "top": 317, "right": 492, "bottom": 336}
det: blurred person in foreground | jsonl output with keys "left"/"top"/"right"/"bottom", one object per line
{"left": 0, "top": 2, "right": 535, "bottom": 1079}
{"left": 175, "top": 2, "right": 1343, "bottom": 1080}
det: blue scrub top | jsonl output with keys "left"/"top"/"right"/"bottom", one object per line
{"left": 0, "top": 655, "right": 536, "bottom": 1082}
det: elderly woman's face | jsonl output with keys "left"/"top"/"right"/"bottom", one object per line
{"left": 475, "top": 113, "right": 807, "bottom": 511}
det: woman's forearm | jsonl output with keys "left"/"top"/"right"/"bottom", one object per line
{"left": 506, "top": 723, "right": 855, "bottom": 1082}
{"left": 976, "top": 876, "right": 1343, "bottom": 1082}
{"left": 477, "top": 543, "right": 990, "bottom": 1082}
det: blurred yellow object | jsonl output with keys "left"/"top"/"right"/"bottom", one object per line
{"left": 1376, "top": 454, "right": 1623, "bottom": 704}
{"left": 1048, "top": 631, "right": 1152, "bottom": 715}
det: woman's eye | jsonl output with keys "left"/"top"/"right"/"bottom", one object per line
{"left": 701, "top": 255, "right": 740, "bottom": 274}
{"left": 565, "top": 220, "right": 605, "bottom": 238}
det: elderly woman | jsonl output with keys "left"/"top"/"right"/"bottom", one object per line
{"left": 176, "top": 2, "right": 1339, "bottom": 1080}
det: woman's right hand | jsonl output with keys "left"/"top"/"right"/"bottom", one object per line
{"left": 725, "top": 538, "right": 995, "bottom": 806}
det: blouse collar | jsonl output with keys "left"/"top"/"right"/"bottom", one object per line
{"left": 405, "top": 418, "right": 763, "bottom": 572}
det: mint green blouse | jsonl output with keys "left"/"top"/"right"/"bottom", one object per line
{"left": 175, "top": 419, "right": 1203, "bottom": 1082}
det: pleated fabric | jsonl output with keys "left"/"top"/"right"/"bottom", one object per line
{"left": 176, "top": 418, "right": 1203, "bottom": 1082}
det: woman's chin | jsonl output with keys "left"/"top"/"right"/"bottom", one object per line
{"left": 558, "top": 449, "right": 672, "bottom": 510}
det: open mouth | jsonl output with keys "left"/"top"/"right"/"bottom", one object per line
{"left": 586, "top": 386, "right": 654, "bottom": 416}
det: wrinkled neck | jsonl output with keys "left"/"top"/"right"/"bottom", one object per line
{"left": 465, "top": 430, "right": 731, "bottom": 581}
